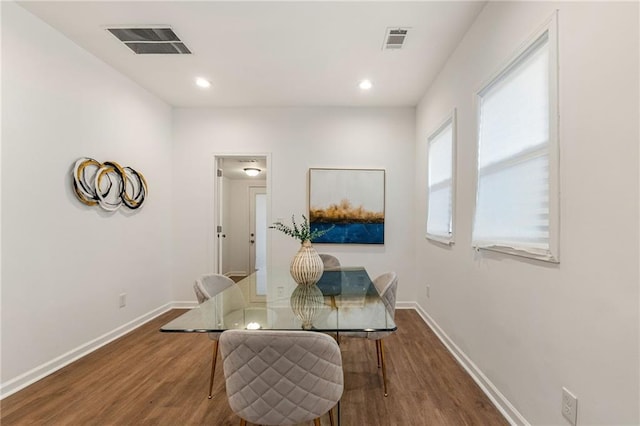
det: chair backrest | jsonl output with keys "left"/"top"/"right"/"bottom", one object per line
{"left": 219, "top": 330, "right": 344, "bottom": 425}
{"left": 193, "top": 274, "right": 236, "bottom": 304}
{"left": 319, "top": 254, "right": 341, "bottom": 269}
{"left": 373, "top": 272, "right": 398, "bottom": 319}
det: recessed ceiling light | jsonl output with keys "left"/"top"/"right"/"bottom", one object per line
{"left": 359, "top": 79, "right": 373, "bottom": 90}
{"left": 195, "top": 77, "right": 211, "bottom": 88}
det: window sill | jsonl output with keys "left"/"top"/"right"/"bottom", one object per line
{"left": 474, "top": 244, "right": 559, "bottom": 263}
{"left": 426, "top": 234, "right": 454, "bottom": 246}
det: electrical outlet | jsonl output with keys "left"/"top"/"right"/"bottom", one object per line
{"left": 426, "top": 285, "right": 431, "bottom": 298}
{"left": 119, "top": 293, "right": 127, "bottom": 308}
{"left": 562, "top": 387, "right": 577, "bottom": 425}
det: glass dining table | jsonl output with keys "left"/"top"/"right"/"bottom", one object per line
{"left": 160, "top": 266, "right": 395, "bottom": 425}
{"left": 160, "top": 266, "right": 397, "bottom": 335}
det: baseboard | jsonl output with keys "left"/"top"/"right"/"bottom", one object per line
{"left": 172, "top": 301, "right": 198, "bottom": 309}
{"left": 396, "top": 301, "right": 417, "bottom": 310}
{"left": 407, "top": 302, "right": 529, "bottom": 426}
{"left": 0, "top": 302, "right": 185, "bottom": 399}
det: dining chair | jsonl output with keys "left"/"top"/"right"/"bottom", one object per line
{"left": 342, "top": 271, "right": 397, "bottom": 397}
{"left": 219, "top": 329, "right": 344, "bottom": 426}
{"left": 319, "top": 253, "right": 341, "bottom": 269}
{"left": 193, "top": 273, "right": 236, "bottom": 399}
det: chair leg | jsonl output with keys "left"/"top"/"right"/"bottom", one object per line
{"left": 239, "top": 419, "right": 246, "bottom": 426}
{"left": 208, "top": 340, "right": 219, "bottom": 399}
{"left": 378, "top": 339, "right": 389, "bottom": 397}
{"left": 313, "top": 418, "right": 321, "bottom": 426}
{"left": 329, "top": 406, "right": 335, "bottom": 426}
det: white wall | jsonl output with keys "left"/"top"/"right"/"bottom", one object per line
{"left": 415, "top": 2, "right": 639, "bottom": 425}
{"left": 172, "top": 107, "right": 416, "bottom": 301}
{"left": 1, "top": 2, "right": 173, "bottom": 393}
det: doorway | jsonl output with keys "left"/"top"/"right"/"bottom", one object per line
{"left": 214, "top": 155, "right": 268, "bottom": 280}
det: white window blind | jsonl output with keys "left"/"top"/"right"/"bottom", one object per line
{"left": 473, "top": 23, "right": 558, "bottom": 262}
{"left": 427, "top": 115, "right": 455, "bottom": 243}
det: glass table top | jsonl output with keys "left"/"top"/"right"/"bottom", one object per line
{"left": 160, "top": 267, "right": 397, "bottom": 333}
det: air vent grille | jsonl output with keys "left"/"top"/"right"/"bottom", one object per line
{"left": 383, "top": 27, "right": 409, "bottom": 50}
{"left": 107, "top": 27, "right": 191, "bottom": 55}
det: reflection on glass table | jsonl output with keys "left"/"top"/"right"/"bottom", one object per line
{"left": 160, "top": 267, "right": 396, "bottom": 334}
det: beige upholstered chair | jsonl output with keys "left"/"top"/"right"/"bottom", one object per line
{"left": 343, "top": 272, "right": 398, "bottom": 397}
{"left": 219, "top": 330, "right": 343, "bottom": 426}
{"left": 193, "top": 274, "right": 236, "bottom": 399}
{"left": 319, "top": 254, "right": 341, "bottom": 269}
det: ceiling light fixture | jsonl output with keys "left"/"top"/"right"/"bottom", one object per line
{"left": 359, "top": 79, "right": 373, "bottom": 90}
{"left": 195, "top": 77, "right": 211, "bottom": 88}
{"left": 244, "top": 168, "right": 261, "bottom": 177}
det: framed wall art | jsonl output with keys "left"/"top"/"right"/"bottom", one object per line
{"left": 308, "top": 168, "right": 385, "bottom": 244}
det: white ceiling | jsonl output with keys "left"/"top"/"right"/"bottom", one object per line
{"left": 18, "top": 1, "right": 486, "bottom": 108}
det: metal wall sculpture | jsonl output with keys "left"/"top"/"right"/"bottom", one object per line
{"left": 72, "top": 157, "right": 147, "bottom": 211}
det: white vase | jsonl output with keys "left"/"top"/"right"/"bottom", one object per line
{"left": 290, "top": 240, "right": 324, "bottom": 286}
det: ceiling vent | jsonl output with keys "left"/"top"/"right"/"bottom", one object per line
{"left": 383, "top": 27, "right": 409, "bottom": 50}
{"left": 107, "top": 27, "right": 191, "bottom": 54}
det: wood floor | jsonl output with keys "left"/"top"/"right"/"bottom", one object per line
{"left": 1, "top": 309, "right": 508, "bottom": 426}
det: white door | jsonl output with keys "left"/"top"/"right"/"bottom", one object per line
{"left": 249, "top": 186, "right": 267, "bottom": 273}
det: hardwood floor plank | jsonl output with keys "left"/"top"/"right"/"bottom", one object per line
{"left": 1, "top": 309, "right": 508, "bottom": 425}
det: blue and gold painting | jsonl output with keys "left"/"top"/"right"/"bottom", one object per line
{"left": 309, "top": 169, "right": 385, "bottom": 244}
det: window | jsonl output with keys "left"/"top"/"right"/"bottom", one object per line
{"left": 473, "top": 15, "right": 559, "bottom": 262}
{"left": 426, "top": 111, "right": 456, "bottom": 244}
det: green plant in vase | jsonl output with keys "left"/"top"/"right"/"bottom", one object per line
{"left": 269, "top": 214, "right": 333, "bottom": 243}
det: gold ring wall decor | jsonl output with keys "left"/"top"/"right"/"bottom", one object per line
{"left": 72, "top": 157, "right": 147, "bottom": 211}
